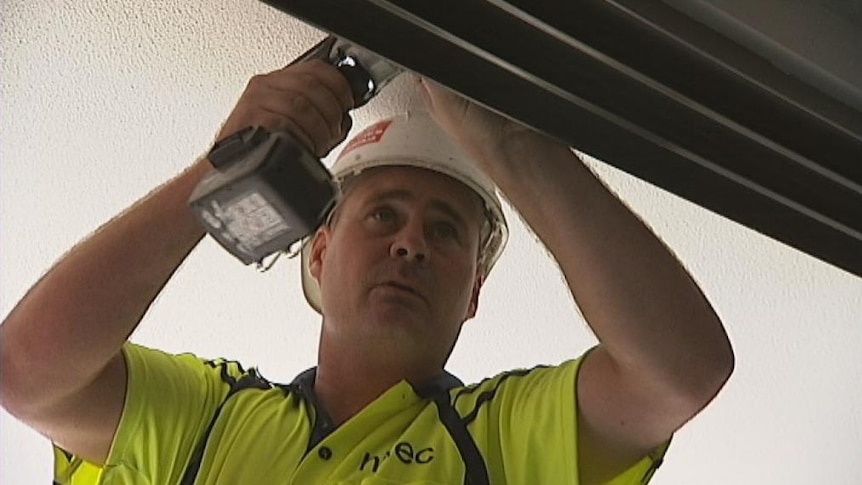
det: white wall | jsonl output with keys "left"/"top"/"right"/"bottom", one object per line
{"left": 2, "top": 1, "right": 861, "bottom": 483}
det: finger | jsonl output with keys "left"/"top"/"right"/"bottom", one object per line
{"left": 258, "top": 110, "right": 320, "bottom": 155}
{"left": 241, "top": 71, "right": 346, "bottom": 156}
{"left": 326, "top": 114, "right": 353, "bottom": 153}
{"left": 341, "top": 114, "right": 353, "bottom": 137}
{"left": 216, "top": 83, "right": 322, "bottom": 154}
{"left": 417, "top": 76, "right": 468, "bottom": 119}
{"left": 255, "top": 88, "right": 332, "bottom": 155}
{"left": 417, "top": 76, "right": 452, "bottom": 105}
{"left": 416, "top": 75, "right": 434, "bottom": 110}
{"left": 269, "top": 63, "right": 352, "bottom": 140}
{"left": 288, "top": 60, "right": 355, "bottom": 109}
{"left": 216, "top": 63, "right": 355, "bottom": 157}
{"left": 234, "top": 88, "right": 323, "bottom": 155}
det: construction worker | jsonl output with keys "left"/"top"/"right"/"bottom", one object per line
{"left": 0, "top": 60, "right": 734, "bottom": 484}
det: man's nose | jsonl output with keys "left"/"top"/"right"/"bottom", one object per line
{"left": 391, "top": 220, "right": 428, "bottom": 263}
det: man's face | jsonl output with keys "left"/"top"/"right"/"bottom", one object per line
{"left": 308, "top": 166, "right": 486, "bottom": 362}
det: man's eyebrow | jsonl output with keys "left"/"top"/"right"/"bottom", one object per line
{"left": 370, "top": 189, "right": 471, "bottom": 228}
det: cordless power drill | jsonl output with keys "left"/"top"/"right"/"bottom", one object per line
{"left": 189, "top": 36, "right": 401, "bottom": 266}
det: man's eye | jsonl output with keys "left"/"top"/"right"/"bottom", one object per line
{"left": 433, "top": 222, "right": 458, "bottom": 240}
{"left": 371, "top": 207, "right": 396, "bottom": 223}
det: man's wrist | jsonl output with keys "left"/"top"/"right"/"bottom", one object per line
{"left": 482, "top": 128, "right": 574, "bottom": 179}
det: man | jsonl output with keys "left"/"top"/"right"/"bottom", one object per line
{"left": 0, "top": 59, "right": 734, "bottom": 484}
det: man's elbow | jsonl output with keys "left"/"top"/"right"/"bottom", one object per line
{"left": 0, "top": 323, "right": 55, "bottom": 421}
{"left": 0, "top": 336, "right": 30, "bottom": 419}
{"left": 681, "top": 337, "right": 735, "bottom": 412}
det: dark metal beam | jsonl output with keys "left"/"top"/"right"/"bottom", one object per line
{"left": 260, "top": 0, "right": 862, "bottom": 277}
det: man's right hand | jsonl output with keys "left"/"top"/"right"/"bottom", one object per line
{"left": 0, "top": 60, "right": 354, "bottom": 467}
{"left": 216, "top": 60, "right": 355, "bottom": 159}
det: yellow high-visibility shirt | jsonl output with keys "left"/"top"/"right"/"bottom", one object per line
{"left": 54, "top": 343, "right": 668, "bottom": 484}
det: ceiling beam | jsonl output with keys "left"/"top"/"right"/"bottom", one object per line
{"left": 261, "top": 0, "right": 862, "bottom": 278}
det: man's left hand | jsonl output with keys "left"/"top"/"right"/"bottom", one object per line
{"left": 417, "top": 76, "right": 536, "bottom": 167}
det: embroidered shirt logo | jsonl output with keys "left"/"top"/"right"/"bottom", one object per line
{"left": 359, "top": 441, "right": 435, "bottom": 473}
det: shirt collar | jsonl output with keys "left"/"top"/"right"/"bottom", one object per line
{"left": 290, "top": 366, "right": 464, "bottom": 451}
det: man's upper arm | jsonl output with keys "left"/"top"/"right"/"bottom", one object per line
{"left": 29, "top": 343, "right": 233, "bottom": 484}
{"left": 576, "top": 345, "right": 691, "bottom": 485}
{"left": 24, "top": 352, "right": 127, "bottom": 466}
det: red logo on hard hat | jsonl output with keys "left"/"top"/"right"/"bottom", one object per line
{"left": 338, "top": 120, "right": 393, "bottom": 159}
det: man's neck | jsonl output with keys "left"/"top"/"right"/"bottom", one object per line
{"left": 313, "top": 330, "right": 443, "bottom": 426}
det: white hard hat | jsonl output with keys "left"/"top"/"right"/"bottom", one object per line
{"left": 301, "top": 110, "right": 509, "bottom": 313}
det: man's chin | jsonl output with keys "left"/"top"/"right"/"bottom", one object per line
{"left": 366, "top": 304, "right": 428, "bottom": 330}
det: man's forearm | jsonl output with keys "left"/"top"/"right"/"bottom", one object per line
{"left": 481, "top": 133, "right": 733, "bottom": 396}
{"left": 0, "top": 158, "right": 211, "bottom": 410}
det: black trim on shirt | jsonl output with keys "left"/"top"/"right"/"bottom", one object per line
{"left": 452, "top": 366, "right": 548, "bottom": 425}
{"left": 415, "top": 380, "right": 490, "bottom": 485}
{"left": 285, "top": 367, "right": 337, "bottom": 453}
{"left": 179, "top": 360, "right": 273, "bottom": 485}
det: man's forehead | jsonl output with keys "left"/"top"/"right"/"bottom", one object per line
{"left": 340, "top": 166, "right": 485, "bottom": 218}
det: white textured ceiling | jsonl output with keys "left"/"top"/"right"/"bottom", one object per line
{"left": 2, "top": 1, "right": 861, "bottom": 483}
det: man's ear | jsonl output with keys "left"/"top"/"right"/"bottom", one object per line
{"left": 308, "top": 226, "right": 331, "bottom": 281}
{"left": 465, "top": 273, "right": 484, "bottom": 320}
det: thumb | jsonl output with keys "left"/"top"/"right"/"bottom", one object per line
{"left": 416, "top": 76, "right": 470, "bottom": 123}
{"left": 416, "top": 75, "right": 437, "bottom": 112}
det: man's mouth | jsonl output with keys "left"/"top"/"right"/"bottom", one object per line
{"left": 384, "top": 281, "right": 417, "bottom": 294}
{"left": 379, "top": 281, "right": 426, "bottom": 303}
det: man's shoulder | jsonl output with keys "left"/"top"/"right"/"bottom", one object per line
{"left": 448, "top": 356, "right": 586, "bottom": 417}
{"left": 456, "top": 355, "right": 587, "bottom": 392}
{"left": 122, "top": 342, "right": 280, "bottom": 395}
